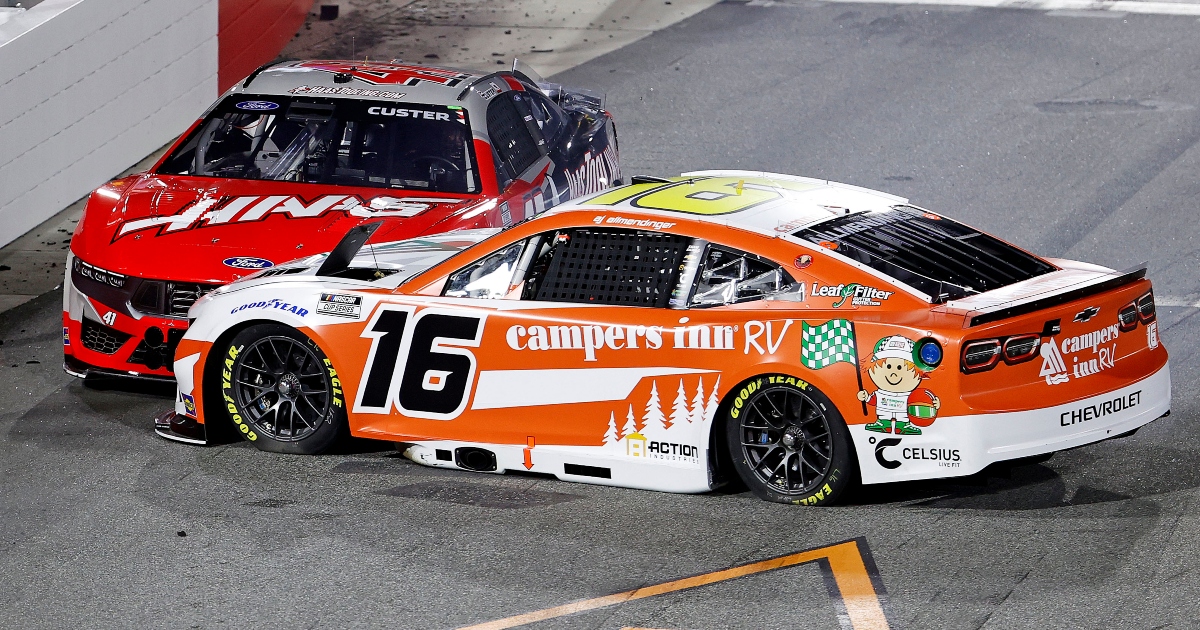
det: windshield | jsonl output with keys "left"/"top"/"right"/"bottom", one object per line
{"left": 159, "top": 96, "right": 480, "bottom": 194}
{"left": 793, "top": 206, "right": 1055, "bottom": 301}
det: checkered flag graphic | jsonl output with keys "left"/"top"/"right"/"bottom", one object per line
{"left": 801, "top": 319, "right": 858, "bottom": 370}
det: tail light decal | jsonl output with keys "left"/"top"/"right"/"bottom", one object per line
{"left": 1118, "top": 303, "right": 1139, "bottom": 332}
{"left": 1002, "top": 334, "right": 1040, "bottom": 364}
{"left": 961, "top": 339, "right": 1002, "bottom": 373}
{"left": 1137, "top": 291, "right": 1156, "bottom": 323}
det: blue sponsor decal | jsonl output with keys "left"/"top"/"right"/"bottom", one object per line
{"left": 63, "top": 327, "right": 70, "bottom": 346}
{"left": 231, "top": 298, "right": 308, "bottom": 317}
{"left": 222, "top": 256, "right": 274, "bottom": 270}
{"left": 236, "top": 101, "right": 279, "bottom": 111}
{"left": 180, "top": 393, "right": 197, "bottom": 418}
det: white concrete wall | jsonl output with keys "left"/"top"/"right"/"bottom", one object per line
{"left": 0, "top": 0, "right": 218, "bottom": 248}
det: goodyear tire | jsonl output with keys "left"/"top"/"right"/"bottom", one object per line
{"left": 215, "top": 323, "right": 347, "bottom": 455}
{"left": 724, "top": 375, "right": 856, "bottom": 506}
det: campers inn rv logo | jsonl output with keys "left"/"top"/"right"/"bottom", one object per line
{"left": 1040, "top": 322, "right": 1122, "bottom": 386}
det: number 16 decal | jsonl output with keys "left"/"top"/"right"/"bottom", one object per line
{"left": 354, "top": 305, "right": 486, "bottom": 420}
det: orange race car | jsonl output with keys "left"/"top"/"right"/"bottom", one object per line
{"left": 154, "top": 172, "right": 1170, "bottom": 505}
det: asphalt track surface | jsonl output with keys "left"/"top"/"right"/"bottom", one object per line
{"left": 4, "top": 3, "right": 1200, "bottom": 628}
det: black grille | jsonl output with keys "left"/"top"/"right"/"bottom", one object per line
{"left": 167, "top": 282, "right": 218, "bottom": 318}
{"left": 80, "top": 318, "right": 132, "bottom": 355}
{"left": 794, "top": 206, "right": 1055, "bottom": 301}
{"left": 128, "top": 328, "right": 186, "bottom": 371}
{"left": 532, "top": 229, "right": 689, "bottom": 307}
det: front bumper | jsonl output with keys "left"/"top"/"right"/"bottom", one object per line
{"left": 852, "top": 361, "right": 1172, "bottom": 485}
{"left": 62, "top": 270, "right": 188, "bottom": 380}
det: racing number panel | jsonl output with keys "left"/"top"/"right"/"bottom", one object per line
{"left": 354, "top": 305, "right": 485, "bottom": 420}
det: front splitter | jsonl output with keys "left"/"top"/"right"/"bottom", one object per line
{"left": 153, "top": 409, "right": 207, "bottom": 446}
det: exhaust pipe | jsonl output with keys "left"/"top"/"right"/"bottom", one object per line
{"left": 454, "top": 447, "right": 497, "bottom": 472}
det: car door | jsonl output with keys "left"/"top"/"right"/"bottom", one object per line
{"left": 439, "top": 225, "right": 804, "bottom": 446}
{"left": 343, "top": 223, "right": 805, "bottom": 457}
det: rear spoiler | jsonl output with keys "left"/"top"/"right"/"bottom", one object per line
{"left": 967, "top": 264, "right": 1147, "bottom": 327}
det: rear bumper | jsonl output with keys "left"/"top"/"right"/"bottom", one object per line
{"left": 853, "top": 361, "right": 1171, "bottom": 484}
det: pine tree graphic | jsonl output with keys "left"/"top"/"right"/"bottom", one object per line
{"left": 705, "top": 375, "right": 721, "bottom": 424}
{"left": 622, "top": 405, "right": 638, "bottom": 439}
{"left": 604, "top": 411, "right": 620, "bottom": 444}
{"left": 671, "top": 379, "right": 690, "bottom": 429}
{"left": 643, "top": 381, "right": 667, "bottom": 433}
{"left": 689, "top": 378, "right": 706, "bottom": 425}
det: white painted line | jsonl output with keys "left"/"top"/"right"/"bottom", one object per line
{"left": 748, "top": 0, "right": 1200, "bottom": 16}
{"left": 1156, "top": 296, "right": 1200, "bottom": 308}
{"left": 1046, "top": 8, "right": 1127, "bottom": 15}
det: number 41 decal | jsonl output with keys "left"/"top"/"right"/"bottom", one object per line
{"left": 354, "top": 305, "right": 486, "bottom": 420}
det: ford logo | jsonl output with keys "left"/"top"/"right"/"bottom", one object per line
{"left": 235, "top": 101, "right": 279, "bottom": 111}
{"left": 223, "top": 257, "right": 274, "bottom": 270}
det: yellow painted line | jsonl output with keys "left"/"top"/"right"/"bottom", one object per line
{"left": 457, "top": 539, "right": 891, "bottom": 630}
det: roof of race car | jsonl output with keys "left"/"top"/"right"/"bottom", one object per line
{"left": 556, "top": 171, "right": 909, "bottom": 237}
{"left": 228, "top": 60, "right": 497, "bottom": 105}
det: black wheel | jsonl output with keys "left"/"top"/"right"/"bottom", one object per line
{"left": 215, "top": 323, "right": 346, "bottom": 454}
{"left": 724, "top": 375, "right": 856, "bottom": 506}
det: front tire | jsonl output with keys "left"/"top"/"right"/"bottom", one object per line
{"left": 724, "top": 376, "right": 856, "bottom": 506}
{"left": 214, "top": 323, "right": 346, "bottom": 454}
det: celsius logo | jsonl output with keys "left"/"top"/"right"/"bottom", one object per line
{"left": 873, "top": 437, "right": 903, "bottom": 469}
{"left": 869, "top": 435, "right": 961, "bottom": 469}
{"left": 235, "top": 101, "right": 279, "bottom": 111}
{"left": 223, "top": 257, "right": 274, "bottom": 270}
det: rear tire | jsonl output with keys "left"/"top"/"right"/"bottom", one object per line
{"left": 213, "top": 323, "right": 346, "bottom": 455}
{"left": 724, "top": 375, "right": 856, "bottom": 506}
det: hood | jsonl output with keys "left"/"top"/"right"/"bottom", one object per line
{"left": 71, "top": 174, "right": 485, "bottom": 283}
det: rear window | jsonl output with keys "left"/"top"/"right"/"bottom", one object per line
{"left": 793, "top": 206, "right": 1054, "bottom": 301}
{"left": 158, "top": 95, "right": 479, "bottom": 194}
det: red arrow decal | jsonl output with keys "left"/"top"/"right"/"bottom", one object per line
{"left": 523, "top": 436, "right": 535, "bottom": 470}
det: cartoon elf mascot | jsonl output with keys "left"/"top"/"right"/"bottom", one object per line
{"left": 856, "top": 335, "right": 940, "bottom": 435}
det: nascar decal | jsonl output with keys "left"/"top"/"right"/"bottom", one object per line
{"left": 354, "top": 306, "right": 485, "bottom": 420}
{"left": 317, "top": 293, "right": 362, "bottom": 318}
{"left": 600, "top": 376, "right": 720, "bottom": 465}
{"left": 113, "top": 194, "right": 459, "bottom": 240}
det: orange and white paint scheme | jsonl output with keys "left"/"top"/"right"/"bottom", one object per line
{"left": 158, "top": 172, "right": 1170, "bottom": 505}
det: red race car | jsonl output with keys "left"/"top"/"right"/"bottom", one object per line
{"left": 63, "top": 60, "right": 621, "bottom": 380}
